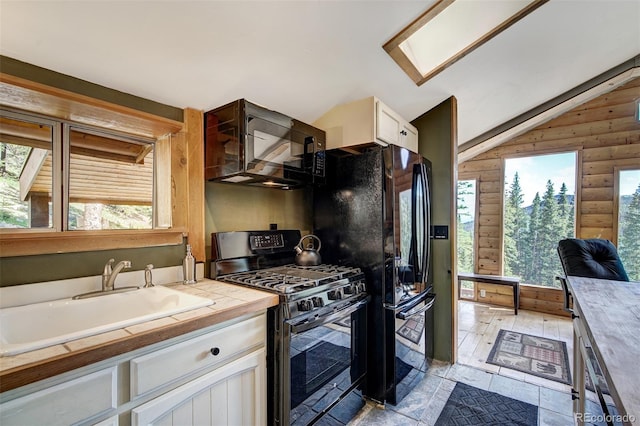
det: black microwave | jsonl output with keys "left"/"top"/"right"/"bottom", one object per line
{"left": 204, "top": 99, "right": 325, "bottom": 189}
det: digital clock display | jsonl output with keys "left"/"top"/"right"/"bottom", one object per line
{"left": 250, "top": 234, "right": 285, "bottom": 250}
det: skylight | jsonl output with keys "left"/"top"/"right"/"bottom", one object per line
{"left": 384, "top": 0, "right": 548, "bottom": 86}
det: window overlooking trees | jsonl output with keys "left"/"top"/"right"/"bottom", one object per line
{"left": 617, "top": 169, "right": 640, "bottom": 281}
{"left": 503, "top": 153, "right": 576, "bottom": 288}
{"left": 0, "top": 109, "right": 157, "bottom": 231}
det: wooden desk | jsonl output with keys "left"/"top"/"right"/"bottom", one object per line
{"left": 457, "top": 272, "right": 520, "bottom": 314}
{"left": 567, "top": 276, "right": 640, "bottom": 425}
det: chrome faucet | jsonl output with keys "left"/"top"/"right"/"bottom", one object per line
{"left": 143, "top": 264, "right": 154, "bottom": 288}
{"left": 102, "top": 258, "right": 132, "bottom": 292}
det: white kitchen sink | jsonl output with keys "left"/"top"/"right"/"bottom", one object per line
{"left": 0, "top": 286, "right": 214, "bottom": 357}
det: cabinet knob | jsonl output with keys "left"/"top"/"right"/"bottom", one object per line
{"left": 400, "top": 130, "right": 407, "bottom": 136}
{"left": 210, "top": 347, "right": 220, "bottom": 356}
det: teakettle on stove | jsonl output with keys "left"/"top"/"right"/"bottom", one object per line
{"left": 294, "top": 234, "right": 322, "bottom": 266}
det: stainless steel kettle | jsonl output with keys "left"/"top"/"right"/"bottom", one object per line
{"left": 294, "top": 234, "right": 322, "bottom": 266}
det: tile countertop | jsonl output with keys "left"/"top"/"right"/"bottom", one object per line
{"left": 0, "top": 280, "right": 279, "bottom": 394}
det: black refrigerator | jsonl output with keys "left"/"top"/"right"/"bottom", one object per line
{"left": 313, "top": 144, "right": 435, "bottom": 406}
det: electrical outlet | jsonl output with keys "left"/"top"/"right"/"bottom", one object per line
{"left": 480, "top": 289, "right": 486, "bottom": 297}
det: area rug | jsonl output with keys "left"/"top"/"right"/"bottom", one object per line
{"left": 487, "top": 329, "right": 571, "bottom": 385}
{"left": 435, "top": 382, "right": 538, "bottom": 426}
{"left": 397, "top": 313, "right": 425, "bottom": 344}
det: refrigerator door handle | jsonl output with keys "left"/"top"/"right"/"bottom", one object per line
{"left": 396, "top": 293, "right": 436, "bottom": 320}
{"left": 409, "top": 164, "right": 420, "bottom": 282}
{"left": 386, "top": 291, "right": 433, "bottom": 313}
{"left": 411, "top": 163, "right": 430, "bottom": 285}
{"left": 420, "top": 162, "right": 431, "bottom": 286}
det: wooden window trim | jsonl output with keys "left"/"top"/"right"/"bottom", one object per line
{"left": 0, "top": 73, "right": 183, "bottom": 139}
{"left": 0, "top": 229, "right": 185, "bottom": 257}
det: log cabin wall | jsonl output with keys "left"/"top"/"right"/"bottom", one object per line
{"left": 459, "top": 77, "right": 640, "bottom": 316}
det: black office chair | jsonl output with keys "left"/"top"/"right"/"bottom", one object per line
{"left": 556, "top": 238, "right": 629, "bottom": 315}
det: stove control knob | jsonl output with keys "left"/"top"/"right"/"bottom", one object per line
{"left": 298, "top": 299, "right": 313, "bottom": 311}
{"left": 312, "top": 297, "right": 324, "bottom": 307}
{"left": 356, "top": 282, "right": 366, "bottom": 293}
{"left": 328, "top": 289, "right": 343, "bottom": 300}
{"left": 343, "top": 285, "right": 354, "bottom": 295}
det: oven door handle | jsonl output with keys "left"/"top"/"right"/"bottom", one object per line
{"left": 288, "top": 298, "right": 369, "bottom": 334}
{"left": 396, "top": 293, "right": 436, "bottom": 320}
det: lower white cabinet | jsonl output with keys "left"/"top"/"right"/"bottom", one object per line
{"left": 131, "top": 348, "right": 265, "bottom": 426}
{"left": 0, "top": 313, "right": 266, "bottom": 426}
{"left": 0, "top": 367, "right": 117, "bottom": 426}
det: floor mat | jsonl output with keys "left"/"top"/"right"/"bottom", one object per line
{"left": 435, "top": 382, "right": 538, "bottom": 426}
{"left": 487, "top": 329, "right": 571, "bottom": 385}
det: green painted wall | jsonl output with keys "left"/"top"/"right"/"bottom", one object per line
{"left": 0, "top": 243, "right": 186, "bottom": 287}
{"left": 412, "top": 97, "right": 456, "bottom": 362}
{"left": 204, "top": 182, "right": 313, "bottom": 259}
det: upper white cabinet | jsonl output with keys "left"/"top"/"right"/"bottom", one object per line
{"left": 313, "top": 96, "right": 419, "bottom": 153}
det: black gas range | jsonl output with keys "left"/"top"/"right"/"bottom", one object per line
{"left": 221, "top": 263, "right": 366, "bottom": 321}
{"left": 210, "top": 230, "right": 369, "bottom": 426}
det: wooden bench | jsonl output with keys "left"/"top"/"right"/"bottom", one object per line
{"left": 457, "top": 272, "right": 521, "bottom": 315}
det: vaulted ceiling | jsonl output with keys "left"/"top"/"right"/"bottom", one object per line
{"left": 1, "top": 1, "right": 639, "bottom": 156}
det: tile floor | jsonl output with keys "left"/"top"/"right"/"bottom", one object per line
{"left": 347, "top": 301, "right": 582, "bottom": 425}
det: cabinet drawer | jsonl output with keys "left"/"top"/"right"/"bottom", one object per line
{"left": 130, "top": 314, "right": 265, "bottom": 398}
{"left": 0, "top": 367, "right": 117, "bottom": 426}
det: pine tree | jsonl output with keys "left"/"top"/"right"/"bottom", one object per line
{"left": 557, "top": 183, "right": 573, "bottom": 238}
{"left": 504, "top": 173, "right": 528, "bottom": 277}
{"left": 538, "top": 181, "right": 560, "bottom": 286}
{"left": 619, "top": 183, "right": 640, "bottom": 281}
{"left": 526, "top": 193, "right": 542, "bottom": 284}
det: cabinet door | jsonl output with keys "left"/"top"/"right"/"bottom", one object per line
{"left": 131, "top": 348, "right": 266, "bottom": 426}
{"left": 0, "top": 367, "right": 117, "bottom": 426}
{"left": 376, "top": 101, "right": 401, "bottom": 146}
{"left": 401, "top": 123, "right": 419, "bottom": 153}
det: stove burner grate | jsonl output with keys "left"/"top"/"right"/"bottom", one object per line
{"left": 221, "top": 264, "right": 363, "bottom": 294}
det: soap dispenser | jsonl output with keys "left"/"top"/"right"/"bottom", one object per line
{"left": 183, "top": 244, "right": 196, "bottom": 284}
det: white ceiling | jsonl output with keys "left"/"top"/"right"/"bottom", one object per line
{"left": 1, "top": 0, "right": 639, "bottom": 149}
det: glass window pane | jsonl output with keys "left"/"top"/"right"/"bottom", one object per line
{"left": 457, "top": 179, "right": 476, "bottom": 272}
{"left": 0, "top": 115, "right": 53, "bottom": 229}
{"left": 457, "top": 179, "right": 476, "bottom": 299}
{"left": 503, "top": 152, "right": 576, "bottom": 287}
{"left": 67, "top": 128, "right": 153, "bottom": 230}
{"left": 617, "top": 169, "right": 640, "bottom": 281}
